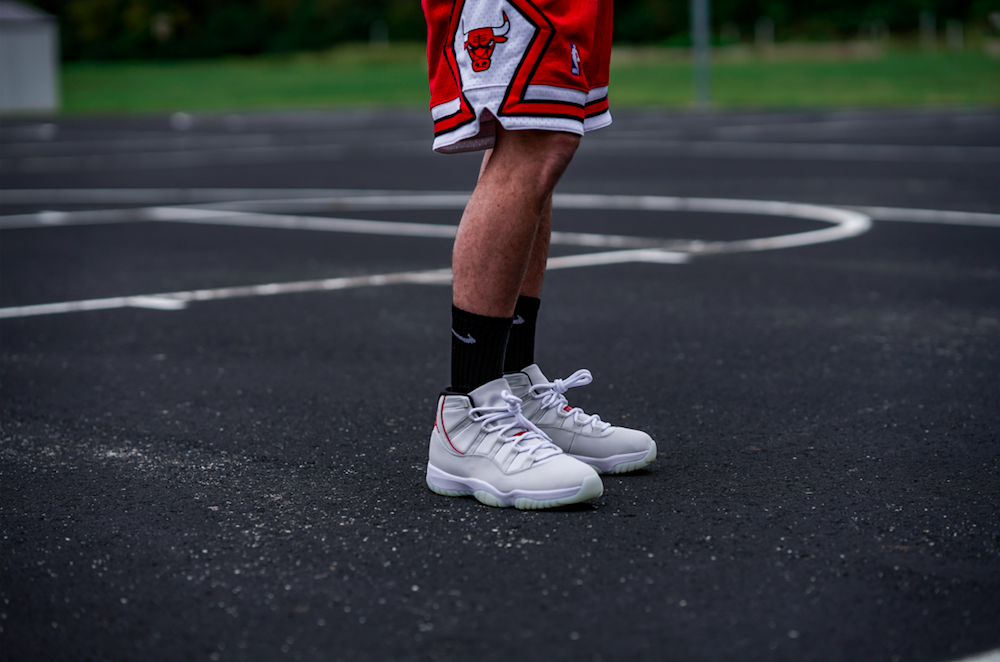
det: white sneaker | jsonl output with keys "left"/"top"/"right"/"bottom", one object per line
{"left": 426, "top": 377, "right": 603, "bottom": 509}
{"left": 505, "top": 364, "right": 657, "bottom": 474}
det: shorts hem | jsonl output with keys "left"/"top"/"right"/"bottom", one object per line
{"left": 432, "top": 99, "right": 611, "bottom": 154}
{"left": 583, "top": 110, "right": 612, "bottom": 132}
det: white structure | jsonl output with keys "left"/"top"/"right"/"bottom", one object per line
{"left": 0, "top": 0, "right": 60, "bottom": 113}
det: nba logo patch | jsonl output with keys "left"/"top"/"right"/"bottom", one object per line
{"left": 570, "top": 43, "right": 581, "bottom": 76}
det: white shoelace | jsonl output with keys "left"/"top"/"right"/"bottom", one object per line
{"left": 529, "top": 369, "right": 612, "bottom": 432}
{"left": 471, "top": 390, "right": 562, "bottom": 460}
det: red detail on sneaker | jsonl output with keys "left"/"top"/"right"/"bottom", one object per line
{"left": 439, "top": 398, "right": 464, "bottom": 455}
{"left": 563, "top": 405, "right": 572, "bottom": 413}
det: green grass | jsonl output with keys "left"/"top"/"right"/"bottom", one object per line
{"left": 611, "top": 45, "right": 1000, "bottom": 107}
{"left": 60, "top": 42, "right": 1000, "bottom": 114}
{"left": 62, "top": 44, "right": 431, "bottom": 113}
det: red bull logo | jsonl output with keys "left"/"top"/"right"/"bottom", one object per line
{"left": 462, "top": 12, "right": 510, "bottom": 72}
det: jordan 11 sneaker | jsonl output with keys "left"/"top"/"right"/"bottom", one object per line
{"left": 426, "top": 377, "right": 603, "bottom": 509}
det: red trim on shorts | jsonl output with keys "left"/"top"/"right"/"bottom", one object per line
{"left": 433, "top": 0, "right": 477, "bottom": 137}
{"left": 497, "top": 0, "right": 586, "bottom": 124}
{"left": 434, "top": 106, "right": 475, "bottom": 136}
{"left": 584, "top": 96, "right": 609, "bottom": 118}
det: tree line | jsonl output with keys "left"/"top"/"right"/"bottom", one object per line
{"left": 24, "top": 0, "right": 999, "bottom": 60}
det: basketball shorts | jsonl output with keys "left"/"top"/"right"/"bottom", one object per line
{"left": 423, "top": 0, "right": 613, "bottom": 154}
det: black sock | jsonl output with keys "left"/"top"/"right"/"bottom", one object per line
{"left": 503, "top": 295, "right": 540, "bottom": 374}
{"left": 450, "top": 305, "right": 512, "bottom": 394}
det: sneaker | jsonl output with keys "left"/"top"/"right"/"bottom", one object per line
{"left": 505, "top": 364, "right": 657, "bottom": 474}
{"left": 426, "top": 377, "right": 603, "bottom": 509}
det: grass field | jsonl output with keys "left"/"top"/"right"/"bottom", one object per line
{"left": 58, "top": 42, "right": 1000, "bottom": 114}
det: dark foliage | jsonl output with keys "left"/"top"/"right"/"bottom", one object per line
{"left": 21, "top": 0, "right": 1000, "bottom": 60}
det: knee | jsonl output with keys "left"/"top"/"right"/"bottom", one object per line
{"left": 501, "top": 129, "right": 580, "bottom": 197}
{"left": 535, "top": 132, "right": 580, "bottom": 187}
{"left": 533, "top": 130, "right": 581, "bottom": 162}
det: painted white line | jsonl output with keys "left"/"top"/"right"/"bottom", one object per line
{"left": 580, "top": 139, "right": 1000, "bottom": 162}
{"left": 2, "top": 143, "right": 346, "bottom": 173}
{"left": 0, "top": 207, "right": 665, "bottom": 249}
{"left": 0, "top": 129, "right": 427, "bottom": 158}
{"left": 126, "top": 296, "right": 189, "bottom": 311}
{"left": 850, "top": 205, "right": 1000, "bottom": 228}
{"left": 0, "top": 140, "right": 431, "bottom": 173}
{"left": 4, "top": 188, "right": 995, "bottom": 228}
{"left": 204, "top": 193, "right": 472, "bottom": 212}
{"left": 4, "top": 137, "right": 995, "bottom": 170}
{"left": 0, "top": 187, "right": 424, "bottom": 205}
{"left": 159, "top": 209, "right": 462, "bottom": 240}
{"left": 0, "top": 295, "right": 190, "bottom": 317}
{"left": 547, "top": 249, "right": 689, "bottom": 269}
{"left": 0, "top": 248, "right": 690, "bottom": 319}
{"left": 0, "top": 192, "right": 869, "bottom": 319}
{"left": 0, "top": 269, "right": 451, "bottom": 319}
{"left": 713, "top": 113, "right": 999, "bottom": 138}
{"left": 163, "top": 209, "right": 671, "bottom": 249}
{"left": 1, "top": 194, "right": 872, "bottom": 253}
{"left": 0, "top": 206, "right": 234, "bottom": 228}
{"left": 0, "top": 133, "right": 278, "bottom": 157}
{"left": 947, "top": 648, "right": 1000, "bottom": 662}
{"left": 551, "top": 195, "right": 873, "bottom": 253}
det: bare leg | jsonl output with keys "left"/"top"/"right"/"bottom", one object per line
{"left": 474, "top": 148, "right": 553, "bottom": 301}
{"left": 452, "top": 127, "right": 578, "bottom": 317}
{"left": 518, "top": 196, "right": 552, "bottom": 299}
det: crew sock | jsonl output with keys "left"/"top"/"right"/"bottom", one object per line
{"left": 503, "top": 295, "right": 541, "bottom": 374}
{"left": 450, "top": 305, "right": 512, "bottom": 394}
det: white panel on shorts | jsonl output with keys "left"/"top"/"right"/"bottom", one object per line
{"left": 431, "top": 98, "right": 462, "bottom": 121}
{"left": 583, "top": 85, "right": 612, "bottom": 132}
{"left": 586, "top": 86, "right": 609, "bottom": 103}
{"left": 583, "top": 109, "right": 612, "bottom": 133}
{"left": 524, "top": 85, "right": 587, "bottom": 106}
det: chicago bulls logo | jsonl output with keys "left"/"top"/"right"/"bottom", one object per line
{"left": 461, "top": 12, "right": 510, "bottom": 72}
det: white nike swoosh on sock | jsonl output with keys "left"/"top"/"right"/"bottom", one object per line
{"left": 513, "top": 315, "right": 525, "bottom": 325}
{"left": 452, "top": 329, "right": 476, "bottom": 344}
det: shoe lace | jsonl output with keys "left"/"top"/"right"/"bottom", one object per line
{"left": 529, "top": 369, "right": 611, "bottom": 432}
{"left": 471, "top": 390, "right": 562, "bottom": 461}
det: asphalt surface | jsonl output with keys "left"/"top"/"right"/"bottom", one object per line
{"left": 1, "top": 107, "right": 999, "bottom": 662}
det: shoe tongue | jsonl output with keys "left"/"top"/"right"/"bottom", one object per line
{"left": 521, "top": 363, "right": 548, "bottom": 386}
{"left": 504, "top": 371, "right": 530, "bottom": 397}
{"left": 467, "top": 377, "right": 514, "bottom": 409}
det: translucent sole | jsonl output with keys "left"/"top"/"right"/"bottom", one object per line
{"left": 568, "top": 440, "right": 657, "bottom": 474}
{"left": 426, "top": 470, "right": 603, "bottom": 510}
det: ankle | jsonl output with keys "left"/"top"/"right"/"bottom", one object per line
{"left": 503, "top": 295, "right": 540, "bottom": 373}
{"left": 450, "top": 305, "right": 512, "bottom": 393}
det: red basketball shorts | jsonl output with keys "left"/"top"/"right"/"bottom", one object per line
{"left": 423, "top": 0, "right": 613, "bottom": 154}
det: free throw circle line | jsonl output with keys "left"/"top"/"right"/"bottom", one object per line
{"left": 0, "top": 193, "right": 872, "bottom": 254}
{"left": 0, "top": 193, "right": 870, "bottom": 318}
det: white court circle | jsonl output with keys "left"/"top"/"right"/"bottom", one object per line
{"left": 1, "top": 191, "right": 875, "bottom": 319}
{"left": 168, "top": 191, "right": 875, "bottom": 255}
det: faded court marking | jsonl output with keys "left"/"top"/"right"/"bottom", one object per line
{"left": 1, "top": 192, "right": 872, "bottom": 319}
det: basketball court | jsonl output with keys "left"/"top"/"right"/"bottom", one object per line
{"left": 2, "top": 108, "right": 998, "bottom": 661}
